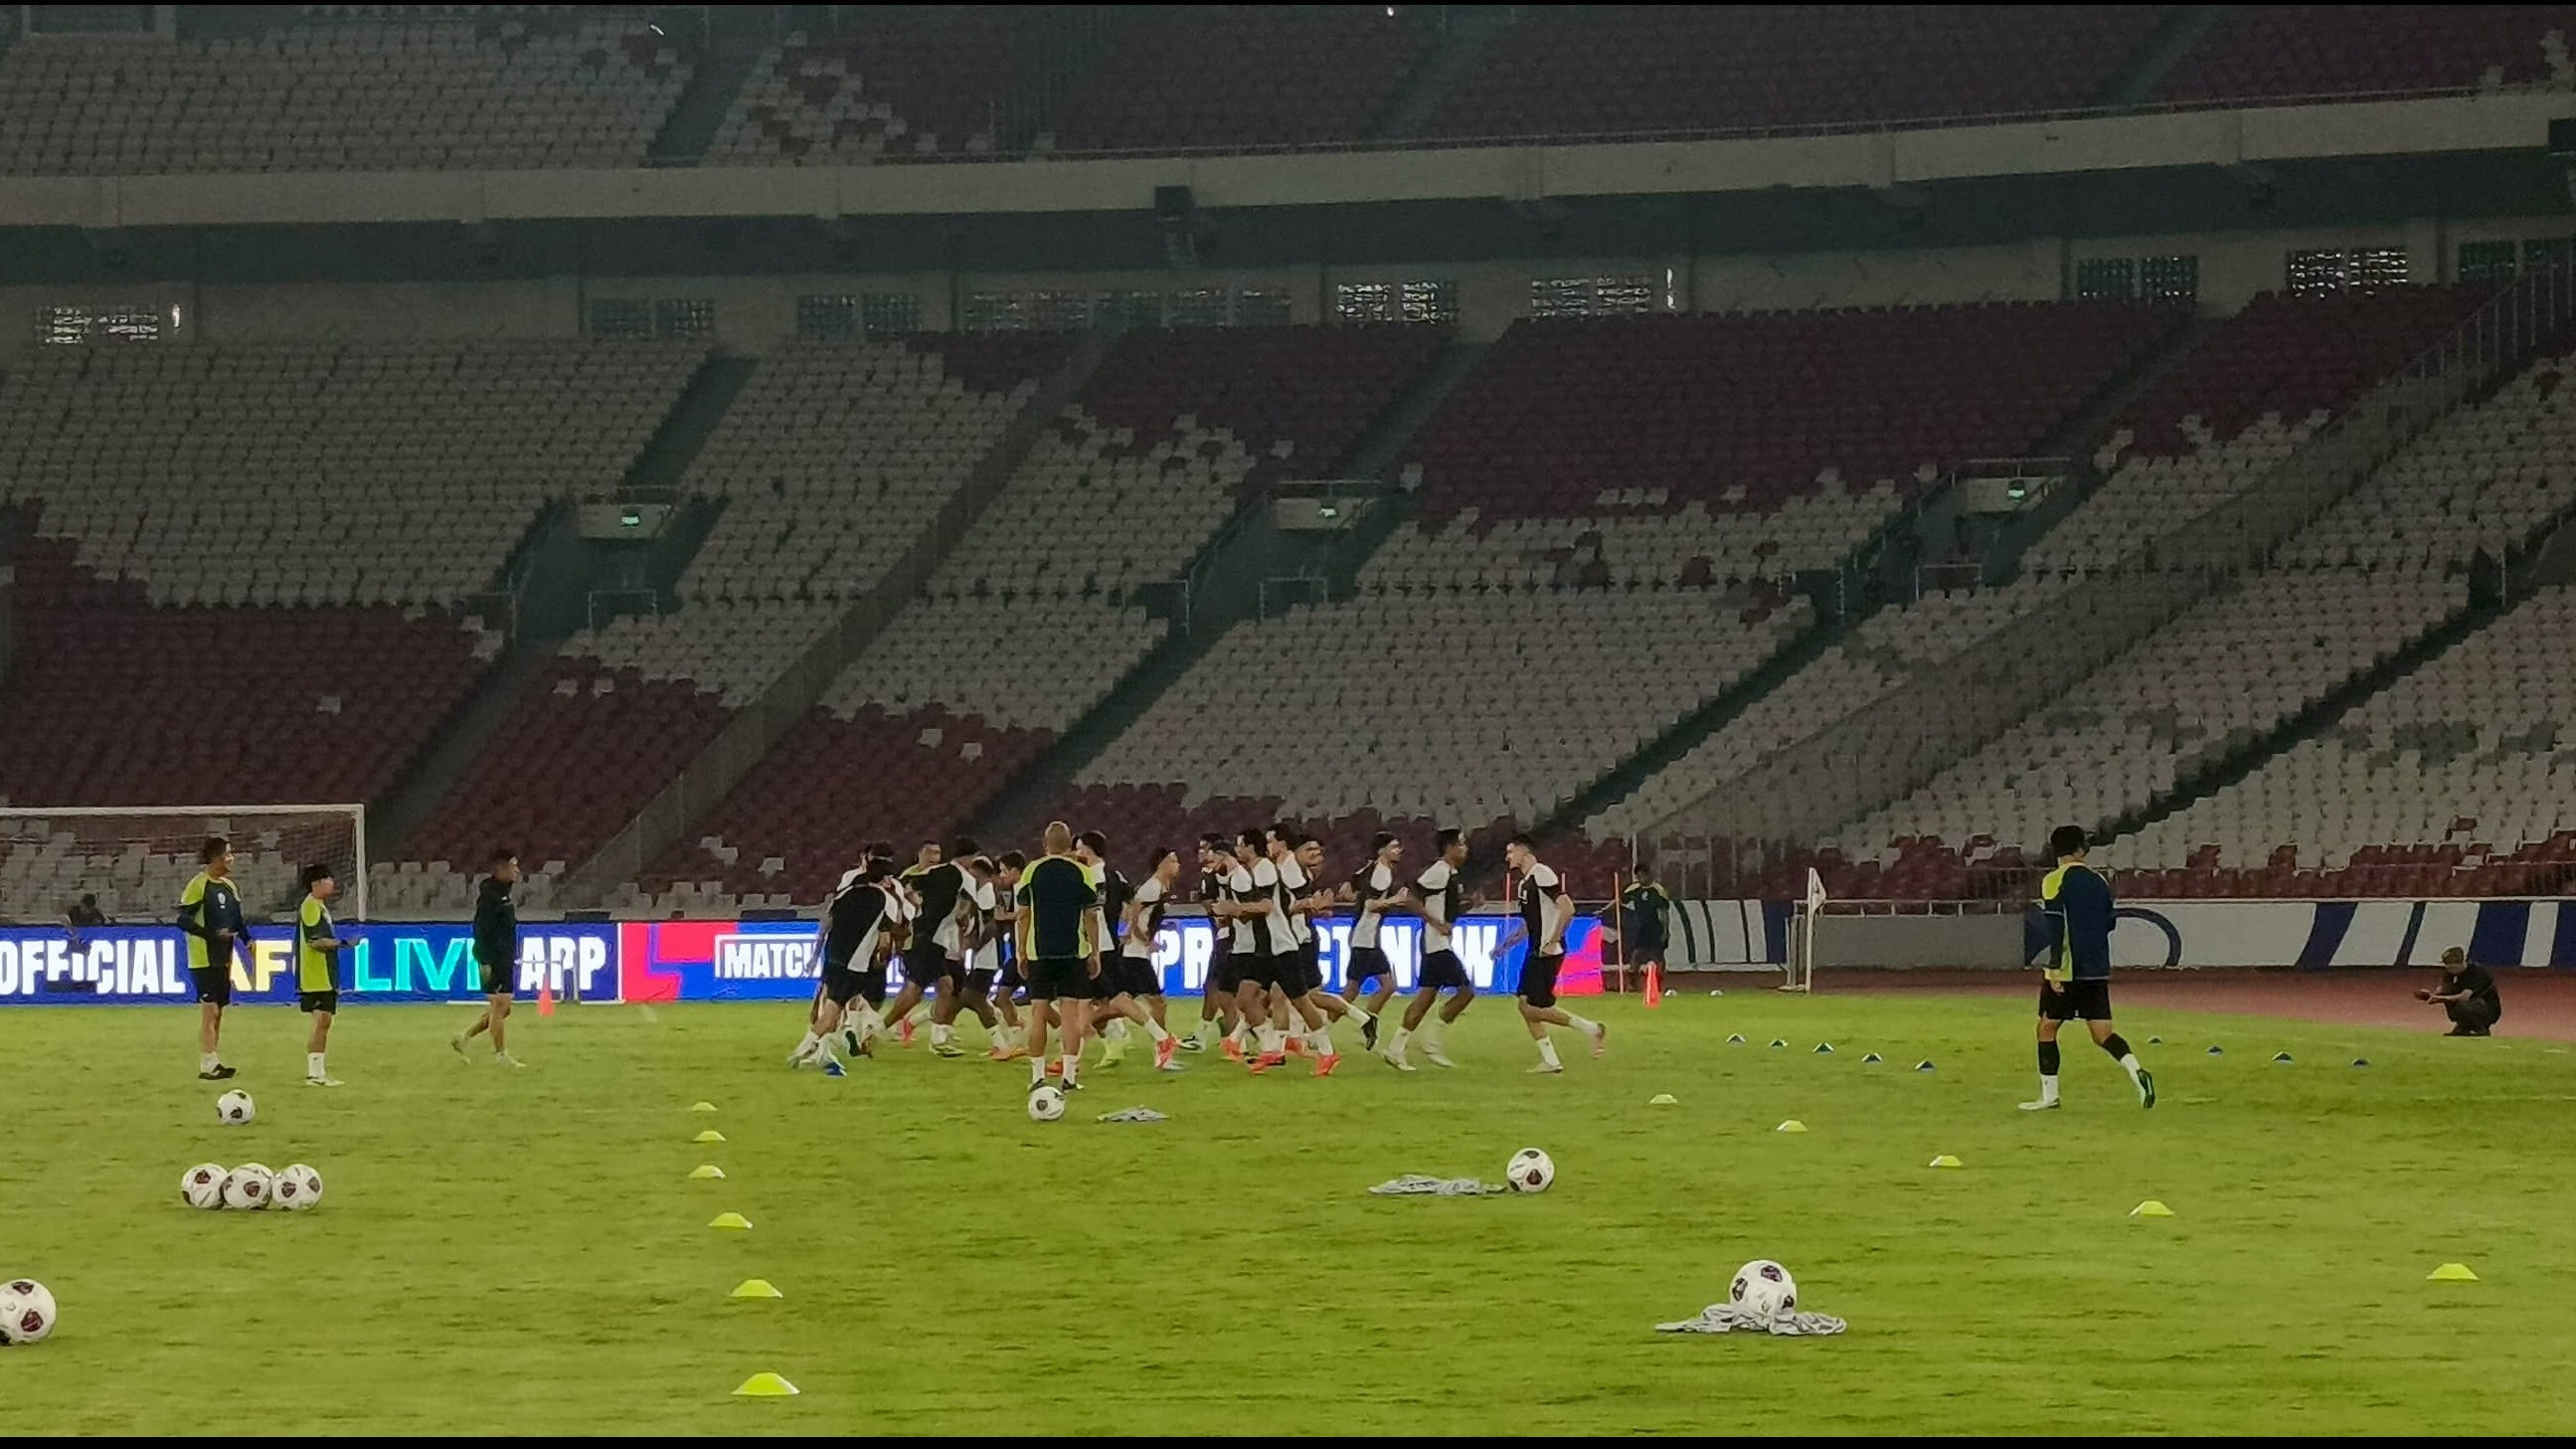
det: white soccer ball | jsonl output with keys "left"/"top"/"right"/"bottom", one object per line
{"left": 1026, "top": 1085, "right": 1066, "bottom": 1123}
{"left": 1729, "top": 1259, "right": 1799, "bottom": 1320}
{"left": 221, "top": 1164, "right": 274, "bottom": 1210}
{"left": 216, "top": 1090, "right": 256, "bottom": 1126}
{"left": 181, "top": 1163, "right": 228, "bottom": 1210}
{"left": 0, "top": 1280, "right": 57, "bottom": 1345}
{"left": 272, "top": 1164, "right": 324, "bottom": 1211}
{"left": 1506, "top": 1147, "right": 1555, "bottom": 1193}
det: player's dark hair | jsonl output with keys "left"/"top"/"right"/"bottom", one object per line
{"left": 1436, "top": 827, "right": 1463, "bottom": 851}
{"left": 1633, "top": 857, "right": 1655, "bottom": 878}
{"left": 200, "top": 834, "right": 230, "bottom": 863}
{"left": 2049, "top": 824, "right": 2090, "bottom": 859}
{"left": 1269, "top": 821, "right": 1293, "bottom": 842}
{"left": 298, "top": 862, "right": 334, "bottom": 890}
{"left": 1148, "top": 845, "right": 1177, "bottom": 871}
{"left": 997, "top": 850, "right": 1026, "bottom": 871}
{"left": 1371, "top": 831, "right": 1398, "bottom": 854}
{"left": 1507, "top": 832, "right": 1535, "bottom": 851}
{"left": 1076, "top": 829, "right": 1108, "bottom": 855}
{"left": 1238, "top": 827, "right": 1267, "bottom": 850}
{"left": 950, "top": 835, "right": 979, "bottom": 859}
{"left": 486, "top": 846, "right": 517, "bottom": 869}
{"left": 1199, "top": 833, "right": 1228, "bottom": 852}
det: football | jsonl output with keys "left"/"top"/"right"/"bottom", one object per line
{"left": 216, "top": 1090, "right": 256, "bottom": 1126}
{"left": 1507, "top": 1147, "right": 1555, "bottom": 1193}
{"left": 221, "top": 1164, "right": 275, "bottom": 1210}
{"left": 272, "top": 1164, "right": 324, "bottom": 1211}
{"left": 1729, "top": 1259, "right": 1799, "bottom": 1321}
{"left": 181, "top": 1163, "right": 228, "bottom": 1210}
{"left": 1026, "top": 1085, "right": 1067, "bottom": 1122}
{"left": 0, "top": 1281, "right": 57, "bottom": 1345}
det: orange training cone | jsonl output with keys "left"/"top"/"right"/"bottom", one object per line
{"left": 1643, "top": 962, "right": 1662, "bottom": 1008}
{"left": 538, "top": 971, "right": 556, "bottom": 1018}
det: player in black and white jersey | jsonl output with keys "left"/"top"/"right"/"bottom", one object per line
{"left": 1290, "top": 831, "right": 1375, "bottom": 1062}
{"left": 1384, "top": 828, "right": 1475, "bottom": 1070}
{"left": 1219, "top": 828, "right": 1291, "bottom": 1068}
{"left": 942, "top": 846, "right": 1010, "bottom": 1056}
{"left": 1264, "top": 825, "right": 1343, "bottom": 1075}
{"left": 1339, "top": 832, "right": 1409, "bottom": 1049}
{"left": 1182, "top": 836, "right": 1244, "bottom": 1056}
{"left": 985, "top": 850, "right": 1028, "bottom": 1058}
{"left": 884, "top": 839, "right": 974, "bottom": 1055}
{"left": 786, "top": 849, "right": 903, "bottom": 1077}
{"left": 1095, "top": 843, "right": 1183, "bottom": 1071}
{"left": 1504, "top": 835, "right": 1606, "bottom": 1073}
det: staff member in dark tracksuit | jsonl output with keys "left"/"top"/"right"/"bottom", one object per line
{"left": 2419, "top": 946, "right": 2501, "bottom": 1036}
{"left": 1607, "top": 860, "right": 1674, "bottom": 983}
{"left": 451, "top": 848, "right": 525, "bottom": 1067}
{"left": 2021, "top": 825, "right": 2153, "bottom": 1112}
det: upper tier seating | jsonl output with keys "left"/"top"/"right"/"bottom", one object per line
{"left": 2026, "top": 286, "right": 2493, "bottom": 575}
{"left": 0, "top": 15, "right": 686, "bottom": 175}
{"left": 2153, "top": 5, "right": 2576, "bottom": 103}
{"left": 2122, "top": 586, "right": 2576, "bottom": 896}
{"left": 1422, "top": 5, "right": 2167, "bottom": 140}
{"left": 707, "top": 9, "right": 1031, "bottom": 163}
{"left": 1413, "top": 303, "right": 2182, "bottom": 526}
{"left": 0, "top": 339, "right": 704, "bottom": 606}
{"left": 1050, "top": 6, "right": 1425, "bottom": 152}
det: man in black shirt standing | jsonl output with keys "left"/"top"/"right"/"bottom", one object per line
{"left": 2420, "top": 946, "right": 2502, "bottom": 1036}
{"left": 451, "top": 849, "right": 524, "bottom": 1067}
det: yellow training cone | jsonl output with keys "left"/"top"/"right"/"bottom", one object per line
{"left": 689, "top": 1165, "right": 727, "bottom": 1180}
{"left": 694, "top": 1130, "right": 727, "bottom": 1144}
{"left": 2130, "top": 1199, "right": 2174, "bottom": 1218}
{"left": 708, "top": 1211, "right": 753, "bottom": 1231}
{"left": 1928, "top": 1154, "right": 1963, "bottom": 1169}
{"left": 1648, "top": 1093, "right": 1678, "bottom": 1106}
{"left": 2427, "top": 1262, "right": 2480, "bottom": 1282}
{"left": 732, "top": 1372, "right": 799, "bottom": 1397}
{"left": 690, "top": 1101, "right": 719, "bottom": 1113}
{"left": 1775, "top": 1120, "right": 1807, "bottom": 1134}
{"left": 730, "top": 1279, "right": 784, "bottom": 1299}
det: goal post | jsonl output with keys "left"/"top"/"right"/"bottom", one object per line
{"left": 0, "top": 805, "right": 369, "bottom": 926}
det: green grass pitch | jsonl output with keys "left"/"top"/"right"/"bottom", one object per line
{"left": 6, "top": 991, "right": 2572, "bottom": 1434}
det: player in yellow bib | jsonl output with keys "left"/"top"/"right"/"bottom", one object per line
{"left": 295, "top": 863, "right": 360, "bottom": 1087}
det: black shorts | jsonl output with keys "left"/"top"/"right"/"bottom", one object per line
{"left": 902, "top": 943, "right": 958, "bottom": 990}
{"left": 820, "top": 961, "right": 869, "bottom": 1008}
{"left": 478, "top": 959, "right": 516, "bottom": 997}
{"left": 297, "top": 990, "right": 339, "bottom": 1014}
{"left": 1519, "top": 952, "right": 1567, "bottom": 1008}
{"left": 189, "top": 965, "right": 233, "bottom": 1006}
{"left": 1208, "top": 944, "right": 1242, "bottom": 995}
{"left": 997, "top": 952, "right": 1025, "bottom": 991}
{"left": 1346, "top": 946, "right": 1393, "bottom": 989}
{"left": 1289, "top": 941, "right": 1323, "bottom": 996}
{"left": 1112, "top": 955, "right": 1161, "bottom": 998}
{"left": 1027, "top": 956, "right": 1094, "bottom": 1002}
{"left": 1233, "top": 948, "right": 1283, "bottom": 991}
{"left": 1420, "top": 949, "right": 1468, "bottom": 992}
{"left": 2039, "top": 979, "right": 2114, "bottom": 1021}
{"left": 962, "top": 965, "right": 997, "bottom": 998}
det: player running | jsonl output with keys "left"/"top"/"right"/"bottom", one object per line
{"left": 2022, "top": 824, "right": 2153, "bottom": 1111}
{"left": 1100, "top": 841, "right": 1184, "bottom": 1070}
{"left": 1290, "top": 832, "right": 1371, "bottom": 1061}
{"left": 1017, "top": 821, "right": 1106, "bottom": 1094}
{"left": 294, "top": 862, "right": 361, "bottom": 1087}
{"left": 788, "top": 852, "right": 903, "bottom": 1077}
{"left": 1384, "top": 828, "right": 1475, "bottom": 1070}
{"left": 1266, "top": 825, "right": 1342, "bottom": 1074}
{"left": 1607, "top": 858, "right": 1673, "bottom": 991}
{"left": 885, "top": 840, "right": 971, "bottom": 1055}
{"left": 177, "top": 833, "right": 257, "bottom": 1080}
{"left": 986, "top": 850, "right": 1029, "bottom": 1058}
{"left": 1179, "top": 835, "right": 1241, "bottom": 1054}
{"left": 1503, "top": 835, "right": 1606, "bottom": 1074}
{"left": 1234, "top": 827, "right": 1299, "bottom": 1072}
{"left": 1339, "top": 832, "right": 1409, "bottom": 1046}
{"left": 953, "top": 850, "right": 1011, "bottom": 1054}
{"left": 451, "top": 849, "right": 524, "bottom": 1066}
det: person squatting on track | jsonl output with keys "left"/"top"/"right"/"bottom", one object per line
{"left": 2022, "top": 825, "right": 2153, "bottom": 1111}
{"left": 2419, "top": 945, "right": 2501, "bottom": 1036}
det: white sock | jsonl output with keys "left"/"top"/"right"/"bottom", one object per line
{"left": 1537, "top": 1037, "right": 1562, "bottom": 1068}
{"left": 1389, "top": 1026, "right": 1411, "bottom": 1057}
{"left": 908, "top": 1006, "right": 930, "bottom": 1026}
{"left": 1423, "top": 1012, "right": 1446, "bottom": 1044}
{"left": 1107, "top": 1019, "right": 1130, "bottom": 1043}
{"left": 2038, "top": 1075, "right": 2060, "bottom": 1104}
{"left": 1350, "top": 1004, "right": 1374, "bottom": 1028}
{"left": 932, "top": 1022, "right": 953, "bottom": 1047}
{"left": 1257, "top": 1026, "right": 1284, "bottom": 1055}
{"left": 1226, "top": 1020, "right": 1251, "bottom": 1046}
{"left": 1142, "top": 1017, "right": 1171, "bottom": 1043}
{"left": 793, "top": 1029, "right": 819, "bottom": 1060}
{"left": 307, "top": 1052, "right": 325, "bottom": 1079}
{"left": 200, "top": 1051, "right": 219, "bottom": 1073}
{"left": 1568, "top": 1013, "right": 1599, "bottom": 1036}
{"left": 815, "top": 1034, "right": 841, "bottom": 1069}
{"left": 1030, "top": 1058, "right": 1048, "bottom": 1088}
{"left": 1059, "top": 1051, "right": 1081, "bottom": 1086}
{"left": 2118, "top": 1053, "right": 2143, "bottom": 1083}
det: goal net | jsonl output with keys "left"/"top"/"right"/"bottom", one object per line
{"left": 0, "top": 806, "right": 368, "bottom": 927}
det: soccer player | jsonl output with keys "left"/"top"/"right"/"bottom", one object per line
{"left": 1017, "top": 821, "right": 1105, "bottom": 1093}
{"left": 884, "top": 840, "right": 970, "bottom": 1053}
{"left": 952, "top": 850, "right": 1011, "bottom": 1051}
{"left": 788, "top": 852, "right": 902, "bottom": 1076}
{"left": 1180, "top": 834, "right": 1241, "bottom": 1054}
{"left": 1504, "top": 835, "right": 1606, "bottom": 1073}
{"left": 1608, "top": 858, "right": 1673, "bottom": 990}
{"left": 178, "top": 834, "right": 257, "bottom": 1080}
{"left": 451, "top": 849, "right": 524, "bottom": 1067}
{"left": 1385, "top": 828, "right": 1475, "bottom": 1070}
{"left": 2022, "top": 824, "right": 2152, "bottom": 1111}
{"left": 1075, "top": 830, "right": 1171, "bottom": 1068}
{"left": 1263, "top": 825, "right": 1341, "bottom": 1074}
{"left": 294, "top": 862, "right": 361, "bottom": 1087}
{"left": 1098, "top": 841, "right": 1183, "bottom": 1070}
{"left": 986, "top": 850, "right": 1029, "bottom": 1056}
{"left": 1288, "top": 832, "right": 1368, "bottom": 1065}
{"left": 1340, "top": 832, "right": 1408, "bottom": 1046}
{"left": 1232, "top": 827, "right": 1299, "bottom": 1071}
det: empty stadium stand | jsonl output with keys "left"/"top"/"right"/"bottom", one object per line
{"left": 0, "top": 12, "right": 687, "bottom": 174}
{"left": 1050, "top": 6, "right": 1425, "bottom": 152}
{"left": 2152, "top": 4, "right": 2576, "bottom": 103}
{"left": 707, "top": 9, "right": 1032, "bottom": 163}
